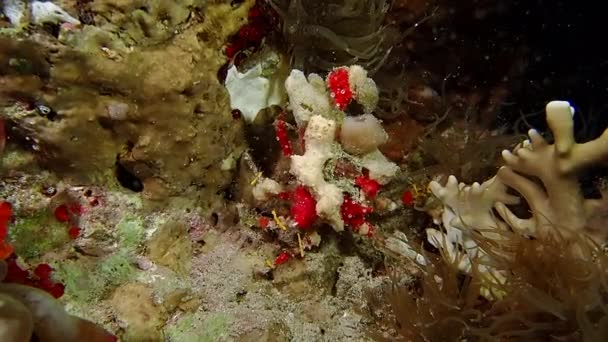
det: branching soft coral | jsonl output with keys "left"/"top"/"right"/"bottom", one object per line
{"left": 497, "top": 101, "right": 608, "bottom": 242}
{"left": 425, "top": 101, "right": 608, "bottom": 274}
{"left": 380, "top": 100, "right": 608, "bottom": 341}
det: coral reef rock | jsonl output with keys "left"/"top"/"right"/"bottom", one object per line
{"left": 0, "top": 1, "right": 249, "bottom": 205}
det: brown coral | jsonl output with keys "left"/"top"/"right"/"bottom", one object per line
{"left": 0, "top": 1, "right": 250, "bottom": 203}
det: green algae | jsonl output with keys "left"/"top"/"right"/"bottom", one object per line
{"left": 54, "top": 214, "right": 146, "bottom": 302}
{"left": 0, "top": 149, "right": 39, "bottom": 173}
{"left": 116, "top": 214, "right": 146, "bottom": 252}
{"left": 55, "top": 251, "right": 138, "bottom": 303}
{"left": 165, "top": 312, "right": 231, "bottom": 342}
{"left": 8, "top": 211, "right": 69, "bottom": 259}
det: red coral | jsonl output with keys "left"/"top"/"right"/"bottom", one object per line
{"left": 54, "top": 202, "right": 85, "bottom": 238}
{"left": 355, "top": 174, "right": 381, "bottom": 198}
{"left": 5, "top": 258, "right": 29, "bottom": 284}
{"left": 402, "top": 190, "right": 414, "bottom": 206}
{"left": 224, "top": 0, "right": 279, "bottom": 60}
{"left": 327, "top": 67, "right": 353, "bottom": 110}
{"left": 278, "top": 191, "right": 291, "bottom": 200}
{"left": 0, "top": 201, "right": 14, "bottom": 259}
{"left": 54, "top": 204, "right": 70, "bottom": 222}
{"left": 33, "top": 263, "right": 53, "bottom": 279}
{"left": 47, "top": 282, "right": 66, "bottom": 299}
{"left": 4, "top": 257, "right": 65, "bottom": 298}
{"left": 290, "top": 186, "right": 318, "bottom": 229}
{"left": 258, "top": 216, "right": 270, "bottom": 229}
{"left": 275, "top": 119, "right": 293, "bottom": 156}
{"left": 68, "top": 226, "right": 81, "bottom": 239}
{"left": 274, "top": 251, "right": 290, "bottom": 266}
{"left": 0, "top": 242, "right": 13, "bottom": 260}
{"left": 0, "top": 201, "right": 12, "bottom": 237}
{"left": 340, "top": 195, "right": 373, "bottom": 228}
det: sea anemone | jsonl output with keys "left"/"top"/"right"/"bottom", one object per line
{"left": 269, "top": 0, "right": 400, "bottom": 74}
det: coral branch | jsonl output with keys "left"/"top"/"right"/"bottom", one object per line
{"left": 415, "top": 100, "right": 608, "bottom": 297}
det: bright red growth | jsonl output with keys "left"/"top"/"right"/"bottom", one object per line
{"left": 0, "top": 201, "right": 11, "bottom": 225}
{"left": 48, "top": 283, "right": 65, "bottom": 298}
{"left": 0, "top": 243, "right": 13, "bottom": 260}
{"left": 274, "top": 251, "right": 290, "bottom": 266}
{"left": 5, "top": 258, "right": 29, "bottom": 284}
{"left": 0, "top": 201, "right": 12, "bottom": 239}
{"left": 5, "top": 258, "right": 65, "bottom": 298}
{"left": 340, "top": 196, "right": 373, "bottom": 228}
{"left": 34, "top": 263, "right": 53, "bottom": 280}
{"left": 290, "top": 186, "right": 318, "bottom": 229}
{"left": 258, "top": 216, "right": 270, "bottom": 229}
{"left": 327, "top": 67, "right": 353, "bottom": 110}
{"left": 355, "top": 175, "right": 381, "bottom": 198}
{"left": 277, "top": 191, "right": 291, "bottom": 201}
{"left": 402, "top": 190, "right": 414, "bottom": 206}
{"left": 0, "top": 201, "right": 14, "bottom": 259}
{"left": 275, "top": 119, "right": 293, "bottom": 156}
{"left": 54, "top": 204, "right": 70, "bottom": 222}
{"left": 224, "top": 0, "right": 279, "bottom": 60}
{"left": 68, "top": 203, "right": 83, "bottom": 215}
{"left": 224, "top": 43, "right": 241, "bottom": 60}
{"left": 68, "top": 226, "right": 81, "bottom": 239}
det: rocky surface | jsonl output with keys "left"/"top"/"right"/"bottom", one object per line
{"left": 1, "top": 0, "right": 248, "bottom": 206}
{"left": 0, "top": 169, "right": 391, "bottom": 341}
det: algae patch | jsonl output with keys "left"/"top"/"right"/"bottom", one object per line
{"left": 54, "top": 214, "right": 146, "bottom": 302}
{"left": 8, "top": 211, "right": 69, "bottom": 259}
{"left": 166, "top": 312, "right": 231, "bottom": 342}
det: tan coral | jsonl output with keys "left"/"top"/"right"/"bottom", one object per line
{"left": 496, "top": 101, "right": 608, "bottom": 242}
{"left": 415, "top": 100, "right": 608, "bottom": 295}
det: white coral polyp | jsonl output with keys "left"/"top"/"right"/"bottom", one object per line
{"left": 285, "top": 70, "right": 331, "bottom": 126}
{"left": 252, "top": 177, "right": 283, "bottom": 201}
{"left": 347, "top": 65, "right": 379, "bottom": 113}
{"left": 360, "top": 150, "right": 399, "bottom": 184}
{"left": 290, "top": 115, "right": 345, "bottom": 231}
